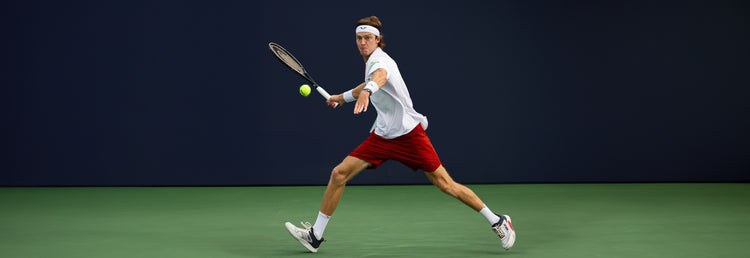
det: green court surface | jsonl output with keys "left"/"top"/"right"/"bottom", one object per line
{"left": 1, "top": 183, "right": 748, "bottom": 257}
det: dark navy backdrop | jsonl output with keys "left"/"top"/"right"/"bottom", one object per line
{"left": 4, "top": 1, "right": 749, "bottom": 186}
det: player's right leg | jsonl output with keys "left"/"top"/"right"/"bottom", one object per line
{"left": 285, "top": 156, "right": 371, "bottom": 252}
{"left": 319, "top": 156, "right": 371, "bottom": 215}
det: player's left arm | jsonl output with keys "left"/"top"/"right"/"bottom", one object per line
{"left": 354, "top": 68, "right": 386, "bottom": 98}
{"left": 354, "top": 68, "right": 387, "bottom": 114}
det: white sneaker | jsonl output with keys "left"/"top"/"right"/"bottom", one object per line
{"left": 284, "top": 222, "right": 325, "bottom": 253}
{"left": 491, "top": 214, "right": 516, "bottom": 250}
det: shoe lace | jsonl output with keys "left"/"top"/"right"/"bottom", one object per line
{"left": 300, "top": 221, "right": 313, "bottom": 231}
{"left": 492, "top": 223, "right": 506, "bottom": 238}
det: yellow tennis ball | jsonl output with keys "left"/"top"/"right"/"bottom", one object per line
{"left": 299, "top": 84, "right": 311, "bottom": 97}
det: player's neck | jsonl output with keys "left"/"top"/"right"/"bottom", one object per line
{"left": 361, "top": 47, "right": 379, "bottom": 63}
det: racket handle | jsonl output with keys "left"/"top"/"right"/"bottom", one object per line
{"left": 316, "top": 86, "right": 339, "bottom": 108}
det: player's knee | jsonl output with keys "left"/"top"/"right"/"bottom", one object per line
{"left": 330, "top": 166, "right": 351, "bottom": 185}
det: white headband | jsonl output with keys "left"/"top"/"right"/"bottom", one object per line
{"left": 355, "top": 25, "right": 380, "bottom": 37}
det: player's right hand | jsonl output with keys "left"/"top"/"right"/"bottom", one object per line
{"left": 327, "top": 94, "right": 345, "bottom": 108}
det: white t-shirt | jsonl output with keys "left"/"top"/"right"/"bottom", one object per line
{"left": 364, "top": 48, "right": 428, "bottom": 139}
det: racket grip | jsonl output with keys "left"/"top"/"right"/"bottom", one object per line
{"left": 316, "top": 86, "right": 339, "bottom": 108}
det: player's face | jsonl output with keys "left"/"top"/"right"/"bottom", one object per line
{"left": 356, "top": 32, "right": 380, "bottom": 57}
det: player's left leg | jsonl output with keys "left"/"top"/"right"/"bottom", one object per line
{"left": 424, "top": 165, "right": 483, "bottom": 210}
{"left": 424, "top": 166, "right": 516, "bottom": 250}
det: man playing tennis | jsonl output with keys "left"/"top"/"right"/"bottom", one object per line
{"left": 285, "top": 16, "right": 515, "bottom": 253}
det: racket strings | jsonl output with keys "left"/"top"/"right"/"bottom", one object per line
{"left": 271, "top": 45, "right": 305, "bottom": 74}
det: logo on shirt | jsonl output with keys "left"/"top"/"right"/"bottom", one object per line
{"left": 369, "top": 61, "right": 379, "bottom": 71}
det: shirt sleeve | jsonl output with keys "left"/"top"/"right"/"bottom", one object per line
{"left": 366, "top": 56, "right": 390, "bottom": 81}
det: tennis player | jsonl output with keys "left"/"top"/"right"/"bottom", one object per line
{"left": 285, "top": 16, "right": 515, "bottom": 253}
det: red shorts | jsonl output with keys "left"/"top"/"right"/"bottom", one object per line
{"left": 349, "top": 124, "right": 442, "bottom": 172}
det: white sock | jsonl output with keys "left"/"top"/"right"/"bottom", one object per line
{"left": 312, "top": 211, "right": 330, "bottom": 240}
{"left": 479, "top": 205, "right": 501, "bottom": 225}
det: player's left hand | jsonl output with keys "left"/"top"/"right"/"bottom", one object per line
{"left": 354, "top": 91, "right": 370, "bottom": 114}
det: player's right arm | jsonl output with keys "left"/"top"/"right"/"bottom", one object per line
{"left": 328, "top": 82, "right": 366, "bottom": 108}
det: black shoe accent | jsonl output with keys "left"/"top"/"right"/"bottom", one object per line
{"left": 494, "top": 213, "right": 506, "bottom": 225}
{"left": 308, "top": 229, "right": 325, "bottom": 248}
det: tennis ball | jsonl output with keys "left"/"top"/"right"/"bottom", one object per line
{"left": 299, "top": 84, "right": 311, "bottom": 97}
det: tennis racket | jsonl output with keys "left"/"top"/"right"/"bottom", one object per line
{"left": 268, "top": 42, "right": 338, "bottom": 107}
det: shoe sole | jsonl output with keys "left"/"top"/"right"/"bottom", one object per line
{"left": 284, "top": 222, "right": 318, "bottom": 253}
